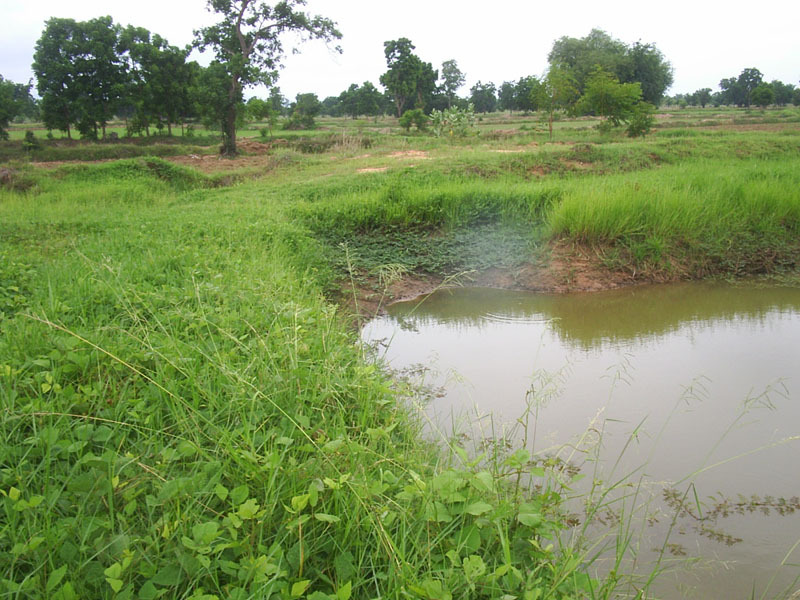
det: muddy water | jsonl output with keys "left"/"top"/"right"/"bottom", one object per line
{"left": 362, "top": 282, "right": 800, "bottom": 599}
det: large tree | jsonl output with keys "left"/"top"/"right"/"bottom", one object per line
{"left": 34, "top": 16, "right": 128, "bottom": 139}
{"left": 469, "top": 81, "right": 497, "bottom": 113}
{"left": 119, "top": 27, "right": 194, "bottom": 135}
{"left": 379, "top": 38, "right": 437, "bottom": 117}
{"left": 194, "top": 0, "right": 341, "bottom": 156}
{"left": 548, "top": 29, "right": 672, "bottom": 105}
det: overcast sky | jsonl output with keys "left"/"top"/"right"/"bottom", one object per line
{"left": 1, "top": 0, "right": 798, "bottom": 101}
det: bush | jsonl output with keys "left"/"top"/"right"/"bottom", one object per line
{"left": 626, "top": 102, "right": 656, "bottom": 138}
{"left": 22, "top": 130, "right": 40, "bottom": 152}
{"left": 430, "top": 104, "right": 477, "bottom": 138}
{"left": 399, "top": 109, "right": 428, "bottom": 132}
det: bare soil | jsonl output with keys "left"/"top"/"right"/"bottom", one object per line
{"left": 342, "top": 242, "right": 679, "bottom": 321}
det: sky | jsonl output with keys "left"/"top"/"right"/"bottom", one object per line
{"left": 1, "top": 0, "right": 799, "bottom": 101}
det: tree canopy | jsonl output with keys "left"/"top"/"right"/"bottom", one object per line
{"left": 194, "top": 0, "right": 341, "bottom": 155}
{"left": 380, "top": 38, "right": 437, "bottom": 117}
{"left": 548, "top": 29, "right": 673, "bottom": 105}
{"left": 440, "top": 60, "right": 465, "bottom": 108}
{"left": 33, "top": 16, "right": 128, "bottom": 139}
{"left": 0, "top": 76, "right": 23, "bottom": 140}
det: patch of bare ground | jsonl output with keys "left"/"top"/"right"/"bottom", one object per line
{"left": 388, "top": 150, "right": 430, "bottom": 159}
{"left": 345, "top": 241, "right": 684, "bottom": 321}
{"left": 356, "top": 167, "right": 389, "bottom": 174}
{"left": 166, "top": 153, "right": 276, "bottom": 173}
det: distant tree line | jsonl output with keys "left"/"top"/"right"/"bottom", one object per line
{"left": 668, "top": 68, "right": 800, "bottom": 109}
{"left": 5, "top": 13, "right": 799, "bottom": 147}
{"left": 315, "top": 29, "right": 672, "bottom": 138}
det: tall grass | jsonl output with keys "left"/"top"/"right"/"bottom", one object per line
{"left": 1, "top": 166, "right": 599, "bottom": 599}
{"left": 547, "top": 159, "right": 800, "bottom": 274}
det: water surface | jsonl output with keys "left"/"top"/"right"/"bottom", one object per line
{"left": 362, "top": 282, "right": 800, "bottom": 599}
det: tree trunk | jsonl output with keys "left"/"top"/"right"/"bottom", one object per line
{"left": 221, "top": 74, "right": 241, "bottom": 157}
{"left": 167, "top": 121, "right": 172, "bottom": 136}
{"left": 221, "top": 105, "right": 237, "bottom": 157}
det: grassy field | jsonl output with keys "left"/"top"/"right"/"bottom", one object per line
{"left": 2, "top": 107, "right": 800, "bottom": 599}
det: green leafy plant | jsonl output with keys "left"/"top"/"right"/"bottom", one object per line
{"left": 430, "top": 104, "right": 476, "bottom": 138}
{"left": 399, "top": 109, "right": 428, "bottom": 133}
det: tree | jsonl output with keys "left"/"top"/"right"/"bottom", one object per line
{"left": 750, "top": 83, "right": 774, "bottom": 108}
{"left": 693, "top": 88, "right": 712, "bottom": 108}
{"left": 514, "top": 76, "right": 540, "bottom": 113}
{"left": 628, "top": 41, "right": 673, "bottom": 105}
{"left": 34, "top": 17, "right": 78, "bottom": 137}
{"left": 119, "top": 27, "right": 194, "bottom": 136}
{"left": 718, "top": 77, "right": 744, "bottom": 106}
{"left": 469, "top": 81, "right": 497, "bottom": 113}
{"left": 537, "top": 66, "right": 579, "bottom": 140}
{"left": 498, "top": 81, "right": 516, "bottom": 113}
{"left": 285, "top": 92, "right": 320, "bottom": 129}
{"left": 193, "top": 61, "right": 244, "bottom": 133}
{"left": 577, "top": 68, "right": 642, "bottom": 126}
{"left": 548, "top": 29, "right": 630, "bottom": 93}
{"left": 440, "top": 59, "right": 465, "bottom": 108}
{"left": 379, "top": 38, "right": 436, "bottom": 117}
{"left": 356, "top": 81, "right": 384, "bottom": 118}
{"left": 72, "top": 17, "right": 128, "bottom": 138}
{"left": 0, "top": 76, "right": 23, "bottom": 140}
{"left": 769, "top": 80, "right": 795, "bottom": 106}
{"left": 339, "top": 83, "right": 360, "bottom": 118}
{"left": 268, "top": 87, "right": 287, "bottom": 115}
{"left": 246, "top": 97, "right": 271, "bottom": 121}
{"left": 194, "top": 0, "right": 341, "bottom": 156}
{"left": 737, "top": 68, "right": 763, "bottom": 107}
{"left": 547, "top": 29, "right": 672, "bottom": 104}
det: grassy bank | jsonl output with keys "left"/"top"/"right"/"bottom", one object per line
{"left": 1, "top": 160, "right": 600, "bottom": 599}
{"left": 2, "top": 111, "right": 800, "bottom": 598}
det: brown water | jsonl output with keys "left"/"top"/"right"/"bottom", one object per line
{"left": 362, "top": 282, "right": 800, "bottom": 599}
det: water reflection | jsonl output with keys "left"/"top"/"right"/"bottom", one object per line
{"left": 362, "top": 282, "right": 800, "bottom": 600}
{"left": 390, "top": 282, "right": 800, "bottom": 350}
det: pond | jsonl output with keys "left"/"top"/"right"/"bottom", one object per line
{"left": 361, "top": 282, "right": 800, "bottom": 599}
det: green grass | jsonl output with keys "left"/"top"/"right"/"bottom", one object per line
{"left": 2, "top": 110, "right": 800, "bottom": 599}
{"left": 0, "top": 162, "right": 609, "bottom": 599}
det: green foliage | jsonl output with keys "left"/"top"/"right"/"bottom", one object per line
{"left": 751, "top": 83, "right": 775, "bottom": 108}
{"left": 430, "top": 104, "right": 476, "bottom": 138}
{"left": 577, "top": 68, "right": 642, "bottom": 126}
{"left": 0, "top": 76, "right": 21, "bottom": 140}
{"left": 399, "top": 109, "right": 428, "bottom": 132}
{"left": 33, "top": 17, "right": 128, "bottom": 139}
{"left": 469, "top": 81, "right": 497, "bottom": 113}
{"left": 285, "top": 93, "right": 322, "bottom": 130}
{"left": 194, "top": 0, "right": 341, "bottom": 155}
{"left": 440, "top": 59, "right": 465, "bottom": 107}
{"left": 380, "top": 38, "right": 437, "bottom": 117}
{"left": 626, "top": 102, "right": 656, "bottom": 137}
{"left": 548, "top": 29, "right": 673, "bottom": 104}
{"left": 0, "top": 161, "right": 604, "bottom": 600}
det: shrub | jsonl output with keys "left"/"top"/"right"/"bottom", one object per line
{"left": 626, "top": 102, "right": 656, "bottom": 138}
{"left": 430, "top": 104, "right": 477, "bottom": 138}
{"left": 399, "top": 109, "right": 428, "bottom": 132}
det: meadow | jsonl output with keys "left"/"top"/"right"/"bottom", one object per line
{"left": 1, "top": 106, "right": 800, "bottom": 599}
